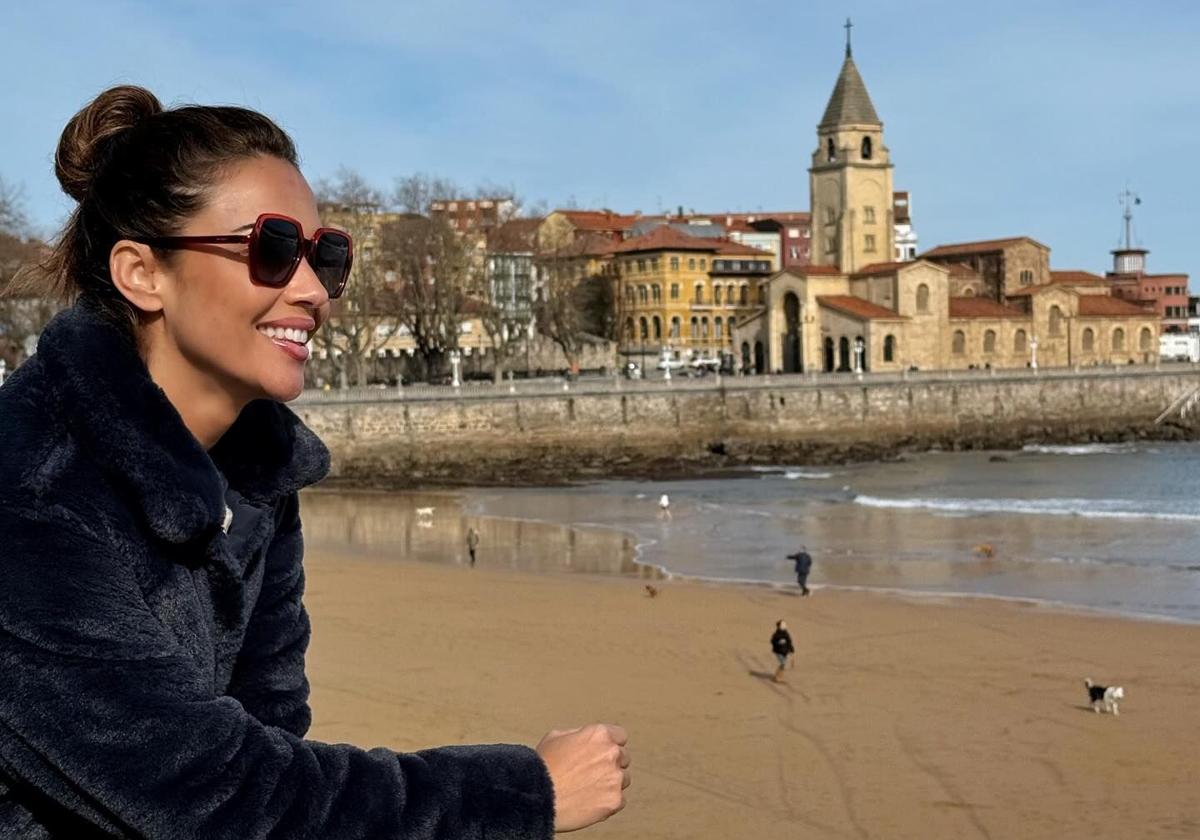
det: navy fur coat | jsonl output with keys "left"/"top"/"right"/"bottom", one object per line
{"left": 0, "top": 302, "right": 554, "bottom": 839}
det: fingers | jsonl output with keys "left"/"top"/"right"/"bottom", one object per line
{"left": 603, "top": 724, "right": 628, "bottom": 746}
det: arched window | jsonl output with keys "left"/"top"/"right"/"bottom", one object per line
{"left": 964, "top": 287, "right": 976, "bottom": 297}
{"left": 638, "top": 285, "right": 648, "bottom": 304}
{"left": 741, "top": 342, "right": 751, "bottom": 372}
{"left": 624, "top": 317, "right": 634, "bottom": 340}
{"left": 651, "top": 284, "right": 661, "bottom": 303}
{"left": 728, "top": 314, "right": 737, "bottom": 330}
{"left": 1082, "top": 327, "right": 1095, "bottom": 352}
{"left": 625, "top": 285, "right": 635, "bottom": 303}
{"left": 757, "top": 285, "right": 766, "bottom": 305}
{"left": 1049, "top": 305, "right": 1063, "bottom": 336}
{"left": 952, "top": 330, "right": 966, "bottom": 355}
{"left": 714, "top": 285, "right": 723, "bottom": 305}
{"left": 883, "top": 334, "right": 896, "bottom": 362}
{"left": 653, "top": 316, "right": 662, "bottom": 340}
{"left": 740, "top": 285, "right": 749, "bottom": 305}
{"left": 715, "top": 317, "right": 724, "bottom": 339}
{"left": 916, "top": 283, "right": 930, "bottom": 313}
{"left": 639, "top": 317, "right": 648, "bottom": 340}
{"left": 694, "top": 283, "right": 704, "bottom": 304}
{"left": 983, "top": 329, "right": 997, "bottom": 353}
{"left": 1019, "top": 270, "right": 1033, "bottom": 286}
{"left": 1113, "top": 328, "right": 1126, "bottom": 352}
{"left": 701, "top": 317, "right": 710, "bottom": 338}
{"left": 1140, "top": 326, "right": 1153, "bottom": 351}
{"left": 861, "top": 136, "right": 873, "bottom": 159}
{"left": 727, "top": 284, "right": 736, "bottom": 303}
{"left": 689, "top": 316, "right": 698, "bottom": 338}
{"left": 671, "top": 316, "right": 681, "bottom": 339}
{"left": 1014, "top": 329, "right": 1027, "bottom": 353}
{"left": 826, "top": 138, "right": 836, "bottom": 162}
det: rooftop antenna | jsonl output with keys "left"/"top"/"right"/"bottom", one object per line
{"left": 1118, "top": 185, "right": 1141, "bottom": 250}
{"left": 844, "top": 17, "right": 854, "bottom": 58}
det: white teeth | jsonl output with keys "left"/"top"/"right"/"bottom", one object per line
{"left": 258, "top": 326, "right": 310, "bottom": 343}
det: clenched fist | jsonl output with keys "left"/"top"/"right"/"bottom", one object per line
{"left": 536, "top": 724, "right": 630, "bottom": 832}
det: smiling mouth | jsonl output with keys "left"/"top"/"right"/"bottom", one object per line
{"left": 257, "top": 325, "right": 311, "bottom": 343}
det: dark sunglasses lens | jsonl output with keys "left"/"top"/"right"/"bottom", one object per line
{"left": 255, "top": 218, "right": 302, "bottom": 286}
{"left": 311, "top": 232, "right": 352, "bottom": 297}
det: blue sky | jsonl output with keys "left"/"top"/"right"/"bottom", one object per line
{"left": 3, "top": 1, "right": 1197, "bottom": 278}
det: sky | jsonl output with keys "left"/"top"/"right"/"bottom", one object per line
{"left": 2, "top": 0, "right": 1198, "bottom": 278}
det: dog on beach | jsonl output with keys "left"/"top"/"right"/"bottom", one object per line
{"left": 974, "top": 543, "right": 995, "bottom": 558}
{"left": 1084, "top": 678, "right": 1125, "bottom": 715}
{"left": 644, "top": 585, "right": 659, "bottom": 598}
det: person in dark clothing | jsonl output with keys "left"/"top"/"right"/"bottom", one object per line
{"left": 0, "top": 85, "right": 629, "bottom": 839}
{"left": 787, "top": 545, "right": 814, "bottom": 596}
{"left": 467, "top": 526, "right": 480, "bottom": 566}
{"left": 770, "top": 620, "right": 795, "bottom": 682}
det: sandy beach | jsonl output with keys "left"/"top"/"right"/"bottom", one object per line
{"left": 303, "top": 548, "right": 1200, "bottom": 839}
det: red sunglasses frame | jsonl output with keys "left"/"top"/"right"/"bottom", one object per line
{"left": 133, "top": 212, "right": 353, "bottom": 299}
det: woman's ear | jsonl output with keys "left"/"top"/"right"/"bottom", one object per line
{"left": 109, "top": 240, "right": 167, "bottom": 313}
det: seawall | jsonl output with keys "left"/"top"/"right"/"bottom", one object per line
{"left": 292, "top": 367, "right": 1200, "bottom": 487}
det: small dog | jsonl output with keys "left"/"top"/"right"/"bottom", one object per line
{"left": 974, "top": 543, "right": 995, "bottom": 558}
{"left": 644, "top": 585, "right": 659, "bottom": 598}
{"left": 1084, "top": 678, "right": 1125, "bottom": 716}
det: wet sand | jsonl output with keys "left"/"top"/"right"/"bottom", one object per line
{"left": 303, "top": 545, "right": 1200, "bottom": 838}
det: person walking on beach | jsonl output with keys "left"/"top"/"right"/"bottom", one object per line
{"left": 658, "top": 493, "right": 672, "bottom": 520}
{"left": 787, "top": 545, "right": 813, "bottom": 596}
{"left": 770, "top": 620, "right": 795, "bottom": 682}
{"left": 467, "top": 526, "right": 480, "bottom": 567}
{"left": 0, "top": 84, "right": 629, "bottom": 838}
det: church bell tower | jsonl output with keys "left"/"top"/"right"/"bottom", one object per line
{"left": 810, "top": 20, "right": 895, "bottom": 273}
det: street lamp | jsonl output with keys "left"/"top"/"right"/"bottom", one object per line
{"left": 1030, "top": 336, "right": 1039, "bottom": 370}
{"left": 449, "top": 349, "right": 462, "bottom": 387}
{"left": 853, "top": 337, "right": 865, "bottom": 376}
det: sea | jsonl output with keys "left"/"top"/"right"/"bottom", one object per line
{"left": 301, "top": 441, "right": 1200, "bottom": 624}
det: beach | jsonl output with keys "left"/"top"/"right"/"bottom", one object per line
{"left": 303, "top": 547, "right": 1200, "bottom": 839}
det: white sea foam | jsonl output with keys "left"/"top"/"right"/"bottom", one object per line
{"left": 852, "top": 494, "right": 1200, "bottom": 522}
{"left": 1021, "top": 443, "right": 1138, "bottom": 456}
{"left": 783, "top": 469, "right": 834, "bottom": 480}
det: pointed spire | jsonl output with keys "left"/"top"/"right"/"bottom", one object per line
{"left": 819, "top": 28, "right": 880, "bottom": 129}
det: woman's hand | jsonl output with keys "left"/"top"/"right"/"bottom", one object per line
{"left": 536, "top": 723, "right": 630, "bottom": 832}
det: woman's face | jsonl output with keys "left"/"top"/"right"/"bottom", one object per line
{"left": 153, "top": 155, "right": 330, "bottom": 404}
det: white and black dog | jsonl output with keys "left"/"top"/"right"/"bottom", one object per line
{"left": 1084, "top": 678, "right": 1125, "bottom": 716}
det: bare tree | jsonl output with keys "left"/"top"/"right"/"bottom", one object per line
{"left": 0, "top": 179, "right": 60, "bottom": 368}
{"left": 311, "top": 169, "right": 409, "bottom": 387}
{"left": 534, "top": 238, "right": 614, "bottom": 373}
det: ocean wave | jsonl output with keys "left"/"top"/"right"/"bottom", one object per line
{"left": 747, "top": 466, "right": 834, "bottom": 480}
{"left": 852, "top": 494, "right": 1200, "bottom": 522}
{"left": 1020, "top": 443, "right": 1138, "bottom": 456}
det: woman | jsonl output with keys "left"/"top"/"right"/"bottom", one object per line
{"left": 0, "top": 86, "right": 628, "bottom": 838}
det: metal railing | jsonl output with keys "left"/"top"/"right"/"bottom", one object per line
{"left": 292, "top": 361, "right": 1200, "bottom": 405}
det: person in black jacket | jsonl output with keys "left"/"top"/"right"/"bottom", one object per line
{"left": 770, "top": 620, "right": 795, "bottom": 682}
{"left": 787, "top": 545, "right": 814, "bottom": 596}
{"left": 0, "top": 85, "right": 629, "bottom": 839}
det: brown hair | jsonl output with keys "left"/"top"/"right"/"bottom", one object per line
{"left": 42, "top": 85, "right": 298, "bottom": 329}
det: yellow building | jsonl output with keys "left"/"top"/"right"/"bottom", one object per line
{"left": 610, "top": 226, "right": 772, "bottom": 363}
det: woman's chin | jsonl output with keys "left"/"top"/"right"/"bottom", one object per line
{"left": 259, "top": 373, "right": 306, "bottom": 404}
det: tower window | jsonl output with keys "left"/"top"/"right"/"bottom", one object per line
{"left": 864, "top": 206, "right": 876, "bottom": 224}
{"left": 826, "top": 138, "right": 836, "bottom": 162}
{"left": 861, "top": 136, "right": 873, "bottom": 159}
{"left": 864, "top": 234, "right": 876, "bottom": 253}
{"left": 1019, "top": 269, "right": 1033, "bottom": 286}
{"left": 824, "top": 207, "right": 835, "bottom": 224}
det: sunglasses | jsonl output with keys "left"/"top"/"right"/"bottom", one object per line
{"left": 134, "top": 213, "right": 353, "bottom": 299}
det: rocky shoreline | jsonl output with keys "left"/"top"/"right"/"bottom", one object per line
{"left": 317, "top": 419, "right": 1199, "bottom": 490}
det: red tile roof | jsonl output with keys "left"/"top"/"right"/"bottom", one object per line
{"left": 852, "top": 261, "right": 909, "bottom": 277}
{"left": 816, "top": 295, "right": 906, "bottom": 321}
{"left": 486, "top": 218, "right": 541, "bottom": 252}
{"left": 555, "top": 210, "right": 640, "bottom": 232}
{"left": 1049, "top": 270, "right": 1106, "bottom": 284}
{"left": 949, "top": 297, "right": 1027, "bottom": 319}
{"left": 921, "top": 236, "right": 1049, "bottom": 257}
{"left": 612, "top": 225, "right": 768, "bottom": 256}
{"left": 1077, "top": 296, "right": 1156, "bottom": 317}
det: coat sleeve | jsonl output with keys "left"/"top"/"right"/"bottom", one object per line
{"left": 0, "top": 506, "right": 555, "bottom": 840}
{"left": 225, "top": 493, "right": 314, "bottom": 737}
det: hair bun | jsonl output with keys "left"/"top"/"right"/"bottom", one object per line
{"left": 54, "top": 85, "right": 163, "bottom": 203}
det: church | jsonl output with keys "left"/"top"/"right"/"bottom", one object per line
{"left": 733, "top": 30, "right": 1159, "bottom": 374}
